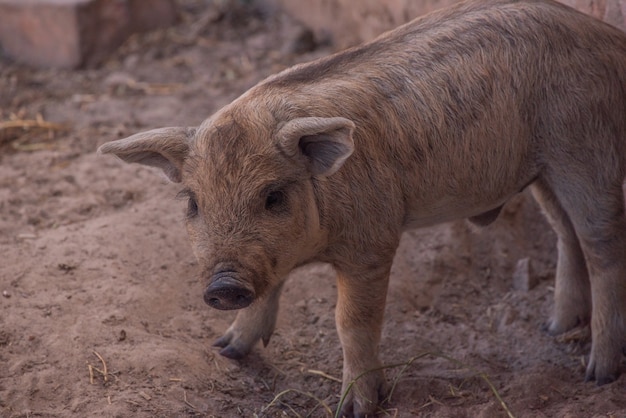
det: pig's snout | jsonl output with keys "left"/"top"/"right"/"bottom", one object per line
{"left": 204, "top": 273, "right": 255, "bottom": 310}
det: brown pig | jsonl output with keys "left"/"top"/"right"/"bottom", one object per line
{"left": 98, "top": 0, "right": 626, "bottom": 415}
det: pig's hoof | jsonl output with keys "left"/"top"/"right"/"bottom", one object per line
{"left": 218, "top": 345, "right": 246, "bottom": 360}
{"left": 584, "top": 360, "right": 620, "bottom": 386}
{"left": 584, "top": 367, "right": 619, "bottom": 386}
{"left": 213, "top": 334, "right": 231, "bottom": 348}
{"left": 596, "top": 374, "right": 619, "bottom": 386}
{"left": 213, "top": 333, "right": 250, "bottom": 360}
{"left": 543, "top": 316, "right": 580, "bottom": 336}
{"left": 338, "top": 371, "right": 388, "bottom": 418}
{"left": 584, "top": 346, "right": 622, "bottom": 386}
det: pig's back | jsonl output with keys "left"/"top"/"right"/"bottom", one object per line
{"left": 263, "top": 0, "right": 626, "bottom": 101}
{"left": 251, "top": 0, "right": 626, "bottom": 226}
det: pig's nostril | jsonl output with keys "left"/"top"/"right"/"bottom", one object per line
{"left": 204, "top": 279, "right": 254, "bottom": 310}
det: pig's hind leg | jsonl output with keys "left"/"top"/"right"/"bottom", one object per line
{"left": 530, "top": 179, "right": 591, "bottom": 334}
{"left": 547, "top": 169, "right": 626, "bottom": 385}
{"left": 214, "top": 282, "right": 284, "bottom": 359}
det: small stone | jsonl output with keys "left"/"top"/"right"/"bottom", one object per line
{"left": 512, "top": 257, "right": 537, "bottom": 291}
{"left": 2, "top": 290, "right": 10, "bottom": 298}
{"left": 295, "top": 299, "right": 307, "bottom": 311}
{"left": 498, "top": 307, "right": 518, "bottom": 332}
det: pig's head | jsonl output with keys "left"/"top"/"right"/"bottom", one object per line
{"left": 98, "top": 107, "right": 354, "bottom": 311}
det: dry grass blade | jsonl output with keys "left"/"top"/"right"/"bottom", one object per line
{"left": 307, "top": 369, "right": 342, "bottom": 383}
{"left": 88, "top": 364, "right": 95, "bottom": 385}
{"left": 183, "top": 390, "right": 197, "bottom": 410}
{"left": 87, "top": 362, "right": 108, "bottom": 385}
{"left": 93, "top": 351, "right": 109, "bottom": 382}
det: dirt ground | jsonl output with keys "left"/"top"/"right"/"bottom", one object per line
{"left": 1, "top": 1, "right": 625, "bottom": 417}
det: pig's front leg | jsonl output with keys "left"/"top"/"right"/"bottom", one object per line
{"left": 213, "top": 282, "right": 284, "bottom": 359}
{"left": 336, "top": 268, "right": 390, "bottom": 418}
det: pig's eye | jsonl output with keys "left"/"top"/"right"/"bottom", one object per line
{"left": 177, "top": 189, "right": 199, "bottom": 219}
{"left": 265, "top": 190, "right": 286, "bottom": 212}
{"left": 187, "top": 196, "right": 198, "bottom": 218}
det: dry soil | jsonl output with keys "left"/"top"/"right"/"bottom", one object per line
{"left": 1, "top": 1, "right": 625, "bottom": 417}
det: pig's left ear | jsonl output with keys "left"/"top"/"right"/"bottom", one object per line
{"left": 278, "top": 117, "right": 355, "bottom": 176}
{"left": 98, "top": 127, "right": 195, "bottom": 183}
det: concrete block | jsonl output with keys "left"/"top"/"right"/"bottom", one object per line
{"left": 0, "top": 0, "right": 176, "bottom": 68}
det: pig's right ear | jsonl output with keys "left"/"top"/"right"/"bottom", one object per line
{"left": 97, "top": 127, "right": 195, "bottom": 183}
{"left": 277, "top": 117, "right": 355, "bottom": 176}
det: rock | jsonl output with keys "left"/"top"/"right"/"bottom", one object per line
{"left": 0, "top": 0, "right": 177, "bottom": 68}
{"left": 512, "top": 257, "right": 538, "bottom": 292}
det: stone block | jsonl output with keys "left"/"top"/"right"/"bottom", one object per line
{"left": 0, "top": 0, "right": 176, "bottom": 68}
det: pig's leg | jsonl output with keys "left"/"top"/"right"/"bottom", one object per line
{"left": 530, "top": 180, "right": 591, "bottom": 333}
{"left": 551, "top": 175, "right": 626, "bottom": 385}
{"left": 335, "top": 267, "right": 390, "bottom": 418}
{"left": 214, "top": 282, "right": 284, "bottom": 359}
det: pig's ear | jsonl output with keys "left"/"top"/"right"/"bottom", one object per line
{"left": 278, "top": 117, "right": 355, "bottom": 176}
{"left": 97, "top": 127, "right": 195, "bottom": 183}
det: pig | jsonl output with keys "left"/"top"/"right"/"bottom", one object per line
{"left": 98, "top": 0, "right": 626, "bottom": 415}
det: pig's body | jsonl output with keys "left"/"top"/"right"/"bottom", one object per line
{"left": 99, "top": 0, "right": 626, "bottom": 416}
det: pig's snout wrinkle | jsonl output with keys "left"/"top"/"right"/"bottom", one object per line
{"left": 204, "top": 273, "right": 255, "bottom": 310}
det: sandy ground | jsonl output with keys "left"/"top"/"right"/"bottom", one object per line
{"left": 1, "top": 1, "right": 625, "bottom": 417}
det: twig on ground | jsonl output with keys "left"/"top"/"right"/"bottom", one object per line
{"left": 88, "top": 364, "right": 95, "bottom": 385}
{"left": 93, "top": 351, "right": 109, "bottom": 382}
{"left": 183, "top": 390, "right": 198, "bottom": 410}
{"left": 307, "top": 369, "right": 342, "bottom": 383}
